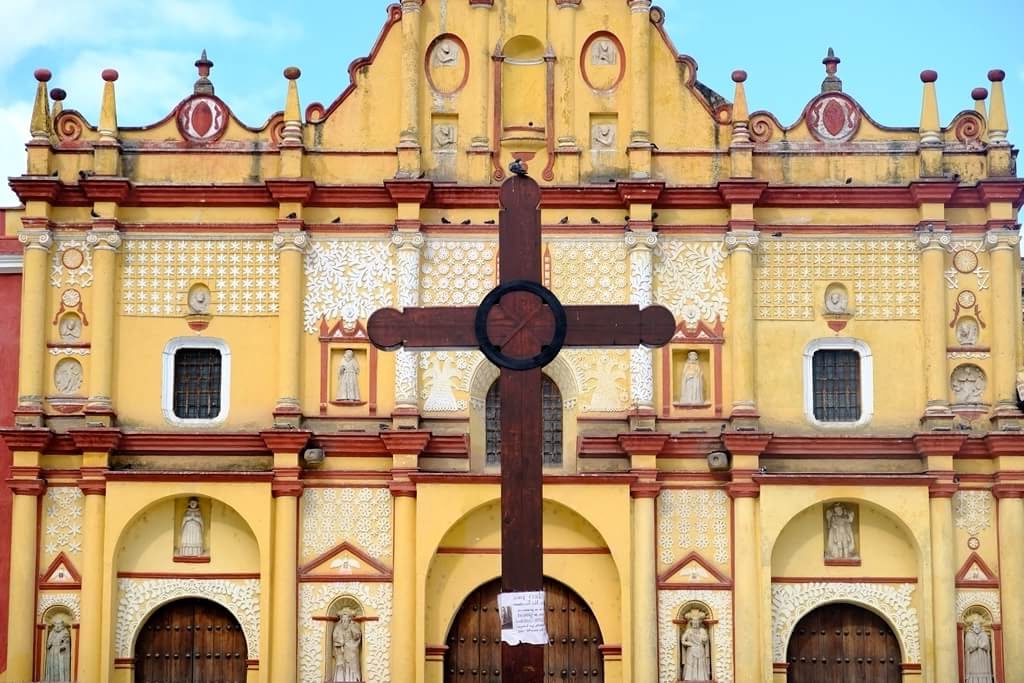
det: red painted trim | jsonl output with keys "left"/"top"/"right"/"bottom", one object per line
{"left": 38, "top": 552, "right": 82, "bottom": 590}
{"left": 771, "top": 576, "right": 918, "bottom": 584}
{"left": 105, "top": 471, "right": 274, "bottom": 483}
{"left": 115, "top": 571, "right": 260, "bottom": 580}
{"left": 755, "top": 473, "right": 937, "bottom": 487}
{"left": 579, "top": 32, "right": 627, "bottom": 94}
{"left": 657, "top": 550, "right": 732, "bottom": 587}
{"left": 490, "top": 51, "right": 504, "bottom": 180}
{"left": 172, "top": 555, "right": 211, "bottom": 564}
{"left": 824, "top": 558, "right": 862, "bottom": 567}
{"left": 435, "top": 547, "right": 610, "bottom": 555}
{"left": 298, "top": 540, "right": 393, "bottom": 578}
{"left": 424, "top": 34, "right": 471, "bottom": 96}
{"left": 900, "top": 663, "right": 922, "bottom": 672}
{"left": 0, "top": 266, "right": 20, "bottom": 670}
{"left": 299, "top": 574, "right": 392, "bottom": 584}
{"left": 954, "top": 551, "right": 1000, "bottom": 588}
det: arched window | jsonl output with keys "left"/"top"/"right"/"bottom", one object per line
{"left": 485, "top": 375, "right": 562, "bottom": 466}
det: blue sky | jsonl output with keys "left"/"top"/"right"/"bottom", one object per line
{"left": 1, "top": 0, "right": 1021, "bottom": 206}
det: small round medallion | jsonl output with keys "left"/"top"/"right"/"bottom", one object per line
{"left": 953, "top": 249, "right": 979, "bottom": 274}
{"left": 61, "top": 289, "right": 81, "bottom": 308}
{"left": 957, "top": 290, "right": 977, "bottom": 308}
{"left": 61, "top": 247, "right": 84, "bottom": 270}
{"left": 967, "top": 536, "right": 980, "bottom": 550}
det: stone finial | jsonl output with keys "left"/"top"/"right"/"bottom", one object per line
{"left": 919, "top": 70, "right": 941, "bottom": 145}
{"left": 50, "top": 88, "right": 66, "bottom": 120}
{"left": 972, "top": 87, "right": 988, "bottom": 117}
{"left": 98, "top": 69, "right": 119, "bottom": 141}
{"left": 731, "top": 70, "right": 751, "bottom": 145}
{"left": 821, "top": 47, "right": 842, "bottom": 93}
{"left": 987, "top": 69, "right": 1008, "bottom": 145}
{"left": 194, "top": 49, "right": 214, "bottom": 95}
{"left": 281, "top": 66, "right": 303, "bottom": 146}
{"left": 30, "top": 68, "right": 52, "bottom": 141}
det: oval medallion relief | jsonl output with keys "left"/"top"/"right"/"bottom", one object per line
{"left": 581, "top": 32, "right": 626, "bottom": 93}
{"left": 426, "top": 34, "right": 470, "bottom": 96}
{"left": 177, "top": 96, "right": 228, "bottom": 143}
{"left": 806, "top": 93, "right": 861, "bottom": 143}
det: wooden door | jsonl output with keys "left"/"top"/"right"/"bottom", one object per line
{"left": 134, "top": 598, "right": 247, "bottom": 683}
{"left": 786, "top": 603, "right": 902, "bottom": 683}
{"left": 445, "top": 578, "right": 603, "bottom": 682}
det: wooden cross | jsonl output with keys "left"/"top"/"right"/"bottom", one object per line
{"left": 368, "top": 173, "right": 675, "bottom": 680}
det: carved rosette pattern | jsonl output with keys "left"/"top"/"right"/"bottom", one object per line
{"left": 653, "top": 240, "right": 729, "bottom": 325}
{"left": 50, "top": 239, "right": 94, "bottom": 288}
{"left": 955, "top": 589, "right": 1001, "bottom": 621}
{"left": 298, "top": 582, "right": 392, "bottom": 683}
{"left": 37, "top": 593, "right": 81, "bottom": 621}
{"left": 42, "top": 486, "right": 84, "bottom": 560}
{"left": 944, "top": 240, "right": 989, "bottom": 291}
{"left": 657, "top": 489, "right": 730, "bottom": 567}
{"left": 115, "top": 578, "right": 260, "bottom": 658}
{"left": 755, "top": 239, "right": 920, "bottom": 320}
{"left": 657, "top": 590, "right": 733, "bottom": 683}
{"left": 419, "top": 239, "right": 495, "bottom": 306}
{"left": 548, "top": 239, "right": 629, "bottom": 305}
{"left": 771, "top": 582, "right": 920, "bottom": 663}
{"left": 953, "top": 490, "right": 994, "bottom": 537}
{"left": 121, "top": 238, "right": 279, "bottom": 316}
{"left": 300, "top": 488, "right": 393, "bottom": 565}
{"left": 304, "top": 239, "right": 394, "bottom": 332}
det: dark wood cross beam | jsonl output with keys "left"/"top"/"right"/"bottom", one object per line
{"left": 369, "top": 173, "right": 675, "bottom": 681}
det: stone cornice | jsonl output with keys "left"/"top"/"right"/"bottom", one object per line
{"left": 80, "top": 177, "right": 132, "bottom": 203}
{"left": 722, "top": 432, "right": 772, "bottom": 457}
{"left": 265, "top": 178, "right": 316, "bottom": 203}
{"left": 616, "top": 180, "right": 665, "bottom": 205}
{"left": 0, "top": 428, "right": 53, "bottom": 452}
{"left": 617, "top": 433, "right": 670, "bottom": 457}
{"left": 913, "top": 433, "right": 968, "bottom": 457}
{"left": 260, "top": 430, "right": 313, "bottom": 454}
{"left": 380, "top": 431, "right": 432, "bottom": 457}
{"left": 717, "top": 179, "right": 768, "bottom": 205}
{"left": 908, "top": 180, "right": 958, "bottom": 205}
{"left": 384, "top": 179, "right": 433, "bottom": 205}
{"left": 68, "top": 428, "right": 121, "bottom": 453}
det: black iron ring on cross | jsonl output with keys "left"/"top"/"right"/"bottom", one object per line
{"left": 475, "top": 280, "right": 567, "bottom": 371}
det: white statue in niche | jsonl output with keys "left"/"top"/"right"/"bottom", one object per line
{"left": 54, "top": 359, "right": 82, "bottom": 395}
{"left": 44, "top": 617, "right": 72, "bottom": 682}
{"left": 58, "top": 314, "right": 81, "bottom": 343}
{"left": 679, "top": 351, "right": 705, "bottom": 405}
{"left": 951, "top": 365, "right": 986, "bottom": 404}
{"left": 331, "top": 608, "right": 363, "bottom": 682}
{"left": 591, "top": 39, "right": 617, "bottom": 65}
{"left": 434, "top": 39, "right": 459, "bottom": 66}
{"left": 433, "top": 124, "right": 456, "bottom": 150}
{"left": 956, "top": 317, "right": 980, "bottom": 346}
{"left": 825, "top": 502, "right": 857, "bottom": 560}
{"left": 592, "top": 124, "right": 615, "bottom": 149}
{"left": 964, "top": 619, "right": 994, "bottom": 683}
{"left": 679, "top": 608, "right": 711, "bottom": 681}
{"left": 336, "top": 350, "right": 361, "bottom": 402}
{"left": 178, "top": 497, "right": 205, "bottom": 557}
{"left": 824, "top": 285, "right": 849, "bottom": 314}
{"left": 188, "top": 284, "right": 211, "bottom": 315}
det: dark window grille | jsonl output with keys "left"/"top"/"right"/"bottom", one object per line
{"left": 485, "top": 375, "right": 563, "bottom": 466}
{"left": 173, "top": 348, "right": 222, "bottom": 420}
{"left": 812, "top": 349, "right": 861, "bottom": 422}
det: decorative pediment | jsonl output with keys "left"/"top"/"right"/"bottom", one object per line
{"left": 671, "top": 318, "right": 725, "bottom": 344}
{"left": 658, "top": 551, "right": 731, "bottom": 589}
{"left": 319, "top": 317, "right": 371, "bottom": 342}
{"left": 299, "top": 541, "right": 392, "bottom": 583}
{"left": 955, "top": 552, "right": 998, "bottom": 588}
{"left": 39, "top": 552, "right": 82, "bottom": 590}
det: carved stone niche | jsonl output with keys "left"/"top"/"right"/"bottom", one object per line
{"left": 173, "top": 496, "right": 211, "bottom": 563}
{"left": 58, "top": 312, "right": 83, "bottom": 343}
{"left": 673, "top": 348, "right": 711, "bottom": 409}
{"left": 40, "top": 605, "right": 76, "bottom": 683}
{"left": 321, "top": 596, "right": 373, "bottom": 683}
{"left": 950, "top": 364, "right": 987, "bottom": 406}
{"left": 331, "top": 347, "right": 368, "bottom": 407}
{"left": 960, "top": 606, "right": 997, "bottom": 683}
{"left": 185, "top": 282, "right": 213, "bottom": 332}
{"left": 822, "top": 282, "right": 853, "bottom": 332}
{"left": 823, "top": 501, "right": 860, "bottom": 566}
{"left": 674, "top": 601, "right": 716, "bottom": 682}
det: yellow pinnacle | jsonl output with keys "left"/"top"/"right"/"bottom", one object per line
{"left": 918, "top": 70, "right": 940, "bottom": 145}
{"left": 98, "top": 69, "right": 119, "bottom": 141}
{"left": 29, "top": 69, "right": 52, "bottom": 141}
{"left": 987, "top": 69, "right": 1008, "bottom": 144}
{"left": 282, "top": 66, "right": 303, "bottom": 146}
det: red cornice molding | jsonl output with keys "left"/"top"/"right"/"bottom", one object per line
{"left": 717, "top": 179, "right": 768, "bottom": 205}
{"left": 726, "top": 482, "right": 760, "bottom": 498}
{"left": 771, "top": 576, "right": 918, "bottom": 584}
{"left": 7, "top": 473, "right": 46, "bottom": 497}
{"left": 315, "top": 433, "right": 390, "bottom": 458}
{"left": 68, "top": 428, "right": 121, "bottom": 453}
{"left": 977, "top": 178, "right": 1024, "bottom": 206}
{"left": 8, "top": 176, "right": 62, "bottom": 203}
{"left": 116, "top": 571, "right": 260, "bottom": 580}
{"left": 0, "top": 428, "right": 53, "bottom": 451}
{"left": 721, "top": 433, "right": 772, "bottom": 457}
{"left": 630, "top": 481, "right": 661, "bottom": 498}
{"left": 617, "top": 180, "right": 665, "bottom": 205}
{"left": 105, "top": 471, "right": 274, "bottom": 483}
{"left": 422, "top": 434, "right": 469, "bottom": 459}
{"left": 384, "top": 180, "right": 433, "bottom": 205}
{"left": 908, "top": 181, "right": 959, "bottom": 205}
{"left": 992, "top": 484, "right": 1024, "bottom": 499}
{"left": 983, "top": 434, "right": 1024, "bottom": 457}
{"left": 380, "top": 431, "right": 432, "bottom": 457}
{"left": 118, "top": 433, "right": 270, "bottom": 456}
{"left": 763, "top": 436, "right": 918, "bottom": 459}
{"left": 929, "top": 482, "right": 958, "bottom": 498}
{"left": 914, "top": 433, "right": 967, "bottom": 457}
{"left": 80, "top": 177, "right": 132, "bottom": 203}
{"left": 260, "top": 430, "right": 312, "bottom": 454}
{"left": 389, "top": 481, "right": 417, "bottom": 498}
{"left": 265, "top": 178, "right": 316, "bottom": 203}
{"left": 617, "top": 433, "right": 670, "bottom": 457}
{"left": 755, "top": 473, "right": 936, "bottom": 487}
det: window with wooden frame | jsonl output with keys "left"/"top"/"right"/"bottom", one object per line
{"left": 486, "top": 375, "right": 563, "bottom": 466}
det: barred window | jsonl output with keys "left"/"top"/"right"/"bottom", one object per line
{"left": 812, "top": 349, "right": 861, "bottom": 422}
{"left": 485, "top": 375, "right": 563, "bottom": 467}
{"left": 173, "top": 348, "right": 223, "bottom": 420}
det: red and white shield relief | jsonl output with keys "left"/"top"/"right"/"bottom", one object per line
{"left": 177, "top": 96, "right": 227, "bottom": 143}
{"left": 806, "top": 94, "right": 861, "bottom": 143}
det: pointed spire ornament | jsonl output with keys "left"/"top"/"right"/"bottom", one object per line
{"left": 731, "top": 70, "right": 751, "bottom": 145}
{"left": 821, "top": 47, "right": 842, "bottom": 93}
{"left": 30, "top": 69, "right": 52, "bottom": 141}
{"left": 918, "top": 70, "right": 941, "bottom": 145}
{"left": 194, "top": 49, "right": 214, "bottom": 95}
{"left": 987, "top": 69, "right": 1008, "bottom": 145}
{"left": 281, "top": 66, "right": 303, "bottom": 146}
{"left": 98, "top": 68, "right": 119, "bottom": 142}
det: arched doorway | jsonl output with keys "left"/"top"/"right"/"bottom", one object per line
{"left": 445, "top": 577, "right": 603, "bottom": 682}
{"left": 134, "top": 598, "right": 247, "bottom": 683}
{"left": 786, "top": 603, "right": 901, "bottom": 683}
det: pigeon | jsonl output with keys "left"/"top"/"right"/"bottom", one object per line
{"left": 771, "top": 232, "right": 783, "bottom": 237}
{"left": 441, "top": 217, "right": 452, "bottom": 224}
{"left": 484, "top": 219, "right": 496, "bottom": 225}
{"left": 461, "top": 219, "right": 472, "bottom": 225}
{"left": 90, "top": 209, "right": 100, "bottom": 218}
{"left": 51, "top": 170, "right": 59, "bottom": 177}
{"left": 590, "top": 217, "right": 600, "bottom": 224}
{"left": 559, "top": 216, "right": 569, "bottom": 225}
{"left": 331, "top": 217, "right": 341, "bottom": 224}
{"left": 652, "top": 212, "right": 659, "bottom": 220}
{"left": 844, "top": 177, "right": 853, "bottom": 185}
{"left": 286, "top": 212, "right": 297, "bottom": 219}
{"left": 509, "top": 158, "right": 528, "bottom": 177}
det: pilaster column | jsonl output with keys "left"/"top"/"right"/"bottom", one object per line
{"left": 627, "top": 0, "right": 653, "bottom": 178}
{"left": 916, "top": 226, "right": 953, "bottom": 426}
{"left": 69, "top": 428, "right": 118, "bottom": 683}
{"left": 84, "top": 228, "right": 122, "bottom": 419}
{"left": 469, "top": 1, "right": 492, "bottom": 160}
{"left": 15, "top": 227, "right": 52, "bottom": 424}
{"left": 724, "top": 230, "right": 760, "bottom": 422}
{"left": 722, "top": 433, "right": 770, "bottom": 683}
{"left": 620, "top": 434, "right": 667, "bottom": 683}
{"left": 0, "top": 429, "right": 49, "bottom": 682}
{"left": 263, "top": 430, "right": 311, "bottom": 683}
{"left": 553, "top": 1, "right": 578, "bottom": 149}
{"left": 984, "top": 227, "right": 1021, "bottom": 415}
{"left": 397, "top": 0, "right": 425, "bottom": 178}
{"left": 626, "top": 230, "right": 658, "bottom": 417}
{"left": 392, "top": 229, "right": 425, "bottom": 424}
{"left": 994, "top": 485, "right": 1024, "bottom": 683}
{"left": 272, "top": 228, "right": 311, "bottom": 424}
{"left": 382, "top": 431, "right": 430, "bottom": 683}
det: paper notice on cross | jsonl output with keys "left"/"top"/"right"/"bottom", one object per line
{"left": 498, "top": 591, "right": 548, "bottom": 646}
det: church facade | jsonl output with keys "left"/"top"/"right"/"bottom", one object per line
{"left": 1, "top": 1, "right": 1022, "bottom": 682}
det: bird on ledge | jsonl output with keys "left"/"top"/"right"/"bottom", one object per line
{"left": 509, "top": 158, "right": 528, "bottom": 177}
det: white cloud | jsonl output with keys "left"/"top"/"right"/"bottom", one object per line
{"left": 0, "top": 102, "right": 33, "bottom": 207}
